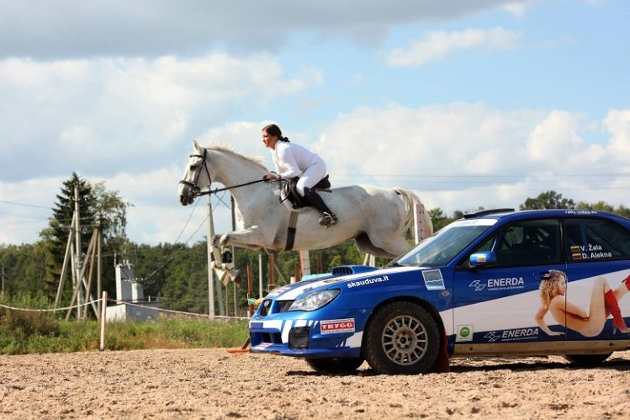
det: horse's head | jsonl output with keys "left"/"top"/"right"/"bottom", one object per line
{"left": 178, "top": 140, "right": 212, "bottom": 206}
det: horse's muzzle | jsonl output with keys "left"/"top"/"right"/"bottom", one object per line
{"left": 179, "top": 193, "right": 194, "bottom": 206}
{"left": 178, "top": 180, "right": 197, "bottom": 206}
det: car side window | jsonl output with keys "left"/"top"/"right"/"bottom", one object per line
{"left": 475, "top": 219, "right": 561, "bottom": 267}
{"left": 564, "top": 218, "right": 630, "bottom": 262}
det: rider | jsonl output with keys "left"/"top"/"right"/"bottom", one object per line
{"left": 261, "top": 123, "right": 338, "bottom": 227}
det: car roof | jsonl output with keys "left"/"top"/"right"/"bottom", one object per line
{"left": 461, "top": 208, "right": 630, "bottom": 224}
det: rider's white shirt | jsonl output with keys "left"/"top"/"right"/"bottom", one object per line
{"left": 271, "top": 141, "right": 325, "bottom": 179}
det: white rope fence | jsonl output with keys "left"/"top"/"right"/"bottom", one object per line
{"left": 106, "top": 298, "right": 250, "bottom": 321}
{"left": 1, "top": 291, "right": 250, "bottom": 351}
{"left": 0, "top": 300, "right": 97, "bottom": 313}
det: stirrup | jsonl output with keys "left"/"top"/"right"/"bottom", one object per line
{"left": 318, "top": 212, "right": 338, "bottom": 228}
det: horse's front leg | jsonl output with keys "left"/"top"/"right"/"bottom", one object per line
{"left": 211, "top": 225, "right": 274, "bottom": 250}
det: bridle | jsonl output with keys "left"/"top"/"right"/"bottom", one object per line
{"left": 179, "top": 148, "right": 212, "bottom": 198}
{"left": 179, "top": 147, "right": 270, "bottom": 198}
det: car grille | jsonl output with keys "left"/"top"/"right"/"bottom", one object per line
{"left": 258, "top": 299, "right": 295, "bottom": 316}
{"left": 289, "top": 326, "right": 310, "bottom": 350}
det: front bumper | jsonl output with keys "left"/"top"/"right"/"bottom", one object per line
{"left": 249, "top": 309, "right": 365, "bottom": 359}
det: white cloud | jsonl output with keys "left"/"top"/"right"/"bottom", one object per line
{"left": 0, "top": 50, "right": 320, "bottom": 245}
{"left": 604, "top": 109, "right": 630, "bottom": 155}
{"left": 315, "top": 103, "right": 630, "bottom": 214}
{"left": 526, "top": 110, "right": 584, "bottom": 162}
{"left": 387, "top": 27, "right": 521, "bottom": 67}
{"left": 0, "top": 176, "right": 63, "bottom": 244}
{"left": 501, "top": 1, "right": 534, "bottom": 18}
{"left": 319, "top": 102, "right": 541, "bottom": 180}
{"left": 0, "top": 1, "right": 522, "bottom": 59}
{"left": 0, "top": 54, "right": 319, "bottom": 182}
{"left": 198, "top": 121, "right": 278, "bottom": 165}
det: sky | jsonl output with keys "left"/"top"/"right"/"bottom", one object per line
{"left": 1, "top": 0, "right": 629, "bottom": 246}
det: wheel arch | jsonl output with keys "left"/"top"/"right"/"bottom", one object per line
{"left": 362, "top": 296, "right": 446, "bottom": 343}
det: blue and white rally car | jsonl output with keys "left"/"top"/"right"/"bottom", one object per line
{"left": 249, "top": 209, "right": 630, "bottom": 374}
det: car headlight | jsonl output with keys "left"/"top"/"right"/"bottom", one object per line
{"left": 289, "top": 289, "right": 340, "bottom": 312}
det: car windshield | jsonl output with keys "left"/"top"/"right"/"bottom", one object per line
{"left": 392, "top": 218, "right": 498, "bottom": 267}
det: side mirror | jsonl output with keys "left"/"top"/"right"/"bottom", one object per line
{"left": 469, "top": 251, "right": 496, "bottom": 267}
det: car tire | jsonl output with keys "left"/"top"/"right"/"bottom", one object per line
{"left": 564, "top": 353, "right": 612, "bottom": 366}
{"left": 305, "top": 357, "right": 364, "bottom": 373}
{"left": 363, "top": 301, "right": 440, "bottom": 375}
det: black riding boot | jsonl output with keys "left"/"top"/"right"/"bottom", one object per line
{"left": 302, "top": 188, "right": 338, "bottom": 227}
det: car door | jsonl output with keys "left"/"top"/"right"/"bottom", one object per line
{"left": 563, "top": 217, "right": 630, "bottom": 340}
{"left": 452, "top": 218, "right": 565, "bottom": 346}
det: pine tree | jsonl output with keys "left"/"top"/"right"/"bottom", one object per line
{"left": 39, "top": 173, "right": 95, "bottom": 294}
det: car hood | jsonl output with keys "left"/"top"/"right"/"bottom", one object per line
{"left": 265, "top": 266, "right": 426, "bottom": 301}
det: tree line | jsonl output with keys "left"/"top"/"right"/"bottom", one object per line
{"left": 1, "top": 174, "right": 629, "bottom": 316}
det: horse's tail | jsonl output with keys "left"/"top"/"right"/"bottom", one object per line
{"left": 394, "top": 188, "right": 434, "bottom": 241}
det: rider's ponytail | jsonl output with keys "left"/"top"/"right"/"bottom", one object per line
{"left": 262, "top": 123, "right": 289, "bottom": 142}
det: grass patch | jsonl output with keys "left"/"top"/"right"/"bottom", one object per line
{"left": 103, "top": 318, "right": 249, "bottom": 351}
{"left": 0, "top": 312, "right": 249, "bottom": 356}
{"left": 1, "top": 294, "right": 249, "bottom": 355}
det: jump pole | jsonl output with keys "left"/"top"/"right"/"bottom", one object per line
{"left": 299, "top": 250, "right": 311, "bottom": 276}
{"left": 269, "top": 253, "right": 276, "bottom": 291}
{"left": 247, "top": 264, "right": 254, "bottom": 316}
{"left": 258, "top": 253, "right": 263, "bottom": 299}
{"left": 414, "top": 202, "right": 427, "bottom": 244}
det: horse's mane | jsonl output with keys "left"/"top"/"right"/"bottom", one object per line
{"left": 207, "top": 144, "right": 268, "bottom": 172}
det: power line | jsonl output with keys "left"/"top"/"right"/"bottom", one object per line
{"left": 0, "top": 200, "right": 52, "bottom": 210}
{"left": 331, "top": 172, "right": 630, "bottom": 179}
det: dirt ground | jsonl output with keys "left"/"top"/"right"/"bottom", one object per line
{"left": 1, "top": 348, "right": 629, "bottom": 420}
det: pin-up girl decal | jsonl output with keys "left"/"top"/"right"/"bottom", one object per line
{"left": 535, "top": 269, "right": 630, "bottom": 337}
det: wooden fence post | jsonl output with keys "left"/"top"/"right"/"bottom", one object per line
{"left": 99, "top": 291, "right": 108, "bottom": 351}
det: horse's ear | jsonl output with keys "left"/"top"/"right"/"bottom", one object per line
{"left": 193, "top": 139, "right": 201, "bottom": 152}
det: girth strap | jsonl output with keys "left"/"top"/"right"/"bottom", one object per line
{"left": 284, "top": 211, "right": 299, "bottom": 251}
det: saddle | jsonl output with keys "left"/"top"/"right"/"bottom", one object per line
{"left": 281, "top": 175, "right": 331, "bottom": 210}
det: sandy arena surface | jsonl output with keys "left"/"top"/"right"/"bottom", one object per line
{"left": 1, "top": 348, "right": 629, "bottom": 419}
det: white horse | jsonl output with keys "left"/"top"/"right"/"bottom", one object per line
{"left": 178, "top": 140, "right": 432, "bottom": 259}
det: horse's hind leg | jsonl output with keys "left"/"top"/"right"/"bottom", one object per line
{"left": 355, "top": 232, "right": 413, "bottom": 259}
{"left": 354, "top": 233, "right": 411, "bottom": 259}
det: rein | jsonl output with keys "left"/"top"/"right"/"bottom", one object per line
{"left": 179, "top": 147, "right": 276, "bottom": 198}
{"left": 195, "top": 178, "right": 269, "bottom": 197}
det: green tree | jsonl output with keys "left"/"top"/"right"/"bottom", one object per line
{"left": 576, "top": 201, "right": 630, "bottom": 218}
{"left": 42, "top": 173, "right": 94, "bottom": 265}
{"left": 92, "top": 181, "right": 130, "bottom": 251}
{"left": 161, "top": 243, "right": 208, "bottom": 313}
{"left": 428, "top": 207, "right": 465, "bottom": 231}
{"left": 520, "top": 190, "right": 575, "bottom": 210}
{"left": 38, "top": 173, "right": 131, "bottom": 301}
{"left": 0, "top": 244, "right": 48, "bottom": 297}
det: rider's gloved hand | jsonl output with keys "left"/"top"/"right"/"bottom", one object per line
{"left": 263, "top": 173, "right": 279, "bottom": 182}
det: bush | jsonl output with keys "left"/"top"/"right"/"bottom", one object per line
{"left": 0, "top": 294, "right": 59, "bottom": 336}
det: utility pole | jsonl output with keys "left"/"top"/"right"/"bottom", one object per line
{"left": 55, "top": 212, "right": 76, "bottom": 309}
{"left": 231, "top": 195, "right": 237, "bottom": 316}
{"left": 1, "top": 266, "right": 5, "bottom": 293}
{"left": 96, "top": 212, "right": 103, "bottom": 318}
{"left": 206, "top": 195, "right": 216, "bottom": 319}
{"left": 74, "top": 184, "right": 83, "bottom": 318}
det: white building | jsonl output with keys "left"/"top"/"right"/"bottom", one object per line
{"left": 106, "top": 261, "right": 160, "bottom": 322}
